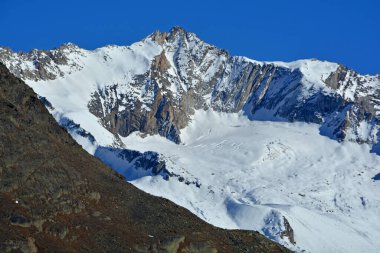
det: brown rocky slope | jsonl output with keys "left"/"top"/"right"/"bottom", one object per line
{"left": 0, "top": 63, "right": 289, "bottom": 252}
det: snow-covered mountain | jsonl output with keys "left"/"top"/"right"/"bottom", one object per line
{"left": 1, "top": 27, "right": 380, "bottom": 252}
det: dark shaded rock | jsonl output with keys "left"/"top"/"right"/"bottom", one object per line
{"left": 9, "top": 215, "right": 31, "bottom": 227}
{"left": 280, "top": 217, "right": 295, "bottom": 245}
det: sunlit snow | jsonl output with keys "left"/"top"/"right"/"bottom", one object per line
{"left": 122, "top": 110, "right": 380, "bottom": 253}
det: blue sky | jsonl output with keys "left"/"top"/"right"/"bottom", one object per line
{"left": 1, "top": 0, "right": 379, "bottom": 74}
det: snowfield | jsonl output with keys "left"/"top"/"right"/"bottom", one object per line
{"left": 117, "top": 110, "right": 380, "bottom": 253}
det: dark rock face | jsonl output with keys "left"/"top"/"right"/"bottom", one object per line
{"left": 88, "top": 85, "right": 188, "bottom": 143}
{"left": 95, "top": 147, "right": 172, "bottom": 180}
{"left": 0, "top": 63, "right": 289, "bottom": 252}
{"left": 95, "top": 146, "right": 201, "bottom": 186}
{"left": 239, "top": 67, "right": 342, "bottom": 123}
{"left": 280, "top": 217, "right": 295, "bottom": 245}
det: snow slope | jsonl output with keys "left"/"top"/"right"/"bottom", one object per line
{"left": 120, "top": 110, "right": 380, "bottom": 253}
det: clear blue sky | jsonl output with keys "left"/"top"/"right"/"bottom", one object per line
{"left": 1, "top": 0, "right": 379, "bottom": 74}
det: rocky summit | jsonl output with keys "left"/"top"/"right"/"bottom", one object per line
{"left": 0, "top": 63, "right": 289, "bottom": 252}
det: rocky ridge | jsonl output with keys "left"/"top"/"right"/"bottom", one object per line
{"left": 1, "top": 27, "right": 379, "bottom": 148}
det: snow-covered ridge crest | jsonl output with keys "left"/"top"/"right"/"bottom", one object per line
{"left": 0, "top": 37, "right": 162, "bottom": 82}
{"left": 0, "top": 27, "right": 340, "bottom": 85}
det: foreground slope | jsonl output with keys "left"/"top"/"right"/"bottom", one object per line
{"left": 0, "top": 63, "right": 288, "bottom": 252}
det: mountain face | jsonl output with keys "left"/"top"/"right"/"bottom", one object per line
{"left": 1, "top": 27, "right": 379, "bottom": 146}
{"left": 1, "top": 27, "right": 380, "bottom": 253}
{"left": 0, "top": 63, "right": 289, "bottom": 252}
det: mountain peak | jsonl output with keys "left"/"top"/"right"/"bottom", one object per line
{"left": 149, "top": 30, "right": 168, "bottom": 45}
{"left": 169, "top": 26, "right": 188, "bottom": 35}
{"left": 149, "top": 26, "right": 192, "bottom": 45}
{"left": 58, "top": 42, "right": 80, "bottom": 50}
